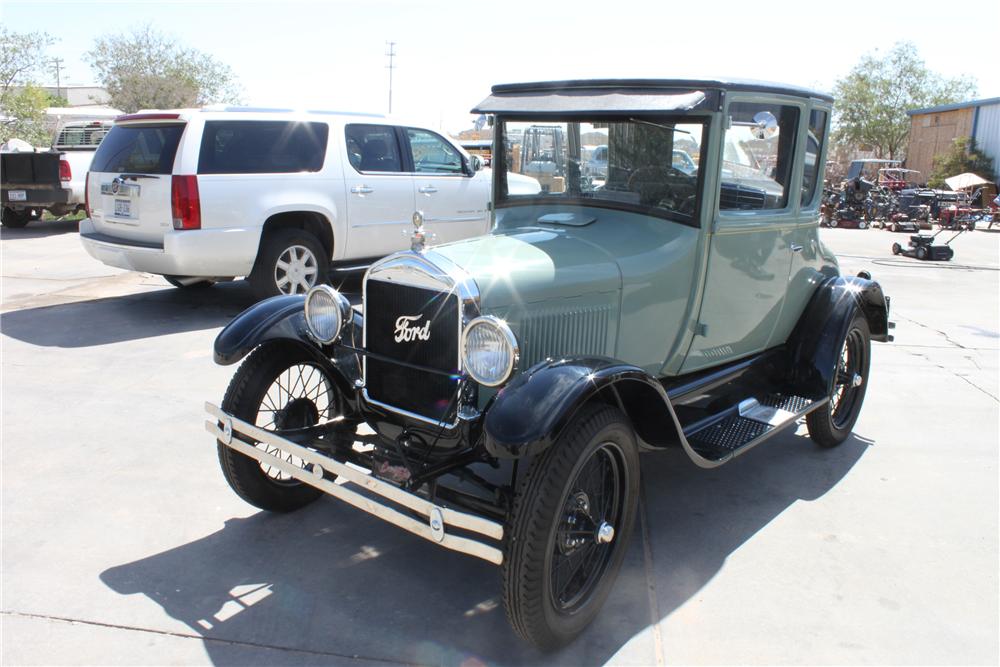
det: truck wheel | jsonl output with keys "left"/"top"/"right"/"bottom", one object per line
{"left": 164, "top": 275, "right": 216, "bottom": 289}
{"left": 1, "top": 207, "right": 32, "bottom": 228}
{"left": 249, "top": 228, "right": 328, "bottom": 300}
{"left": 216, "top": 343, "right": 335, "bottom": 512}
{"left": 504, "top": 404, "right": 639, "bottom": 650}
{"left": 806, "top": 314, "right": 870, "bottom": 448}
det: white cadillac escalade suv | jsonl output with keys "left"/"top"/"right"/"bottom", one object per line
{"left": 80, "top": 108, "right": 534, "bottom": 298}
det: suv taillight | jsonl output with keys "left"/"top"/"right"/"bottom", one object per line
{"left": 85, "top": 172, "right": 91, "bottom": 219}
{"left": 59, "top": 159, "right": 72, "bottom": 182}
{"left": 171, "top": 175, "right": 201, "bottom": 230}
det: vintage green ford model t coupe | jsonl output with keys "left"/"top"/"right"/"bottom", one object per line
{"left": 206, "top": 79, "right": 891, "bottom": 649}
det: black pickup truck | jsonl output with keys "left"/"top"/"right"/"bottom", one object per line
{"left": 1, "top": 150, "right": 71, "bottom": 228}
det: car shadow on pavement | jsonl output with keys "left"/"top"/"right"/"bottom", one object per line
{"left": 0, "top": 218, "right": 81, "bottom": 239}
{"left": 99, "top": 431, "right": 869, "bottom": 666}
{"left": 1, "top": 283, "right": 261, "bottom": 347}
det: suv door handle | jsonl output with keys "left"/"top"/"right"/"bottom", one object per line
{"left": 790, "top": 244, "right": 804, "bottom": 252}
{"left": 418, "top": 185, "right": 438, "bottom": 194}
{"left": 351, "top": 185, "right": 374, "bottom": 194}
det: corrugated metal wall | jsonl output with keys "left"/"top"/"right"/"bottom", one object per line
{"left": 973, "top": 103, "right": 1000, "bottom": 177}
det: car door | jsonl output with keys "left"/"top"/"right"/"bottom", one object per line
{"left": 404, "top": 128, "right": 490, "bottom": 245}
{"left": 682, "top": 99, "right": 804, "bottom": 373}
{"left": 342, "top": 123, "right": 415, "bottom": 259}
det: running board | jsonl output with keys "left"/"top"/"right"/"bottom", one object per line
{"left": 684, "top": 394, "right": 823, "bottom": 462}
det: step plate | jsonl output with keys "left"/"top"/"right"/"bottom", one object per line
{"left": 687, "top": 393, "right": 817, "bottom": 461}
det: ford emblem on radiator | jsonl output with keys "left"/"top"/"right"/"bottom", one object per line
{"left": 394, "top": 314, "right": 431, "bottom": 343}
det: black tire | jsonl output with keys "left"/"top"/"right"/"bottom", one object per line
{"left": 216, "top": 343, "right": 339, "bottom": 512}
{"left": 915, "top": 245, "right": 929, "bottom": 260}
{"left": 806, "top": 314, "right": 871, "bottom": 448}
{"left": 1, "top": 207, "right": 31, "bottom": 228}
{"left": 891, "top": 242, "right": 901, "bottom": 255}
{"left": 829, "top": 217, "right": 838, "bottom": 228}
{"left": 858, "top": 220, "right": 868, "bottom": 230}
{"left": 164, "top": 275, "right": 216, "bottom": 289}
{"left": 249, "top": 228, "right": 328, "bottom": 300}
{"left": 504, "top": 404, "right": 640, "bottom": 650}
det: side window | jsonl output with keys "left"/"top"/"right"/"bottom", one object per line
{"left": 800, "top": 109, "right": 828, "bottom": 207}
{"left": 344, "top": 124, "right": 402, "bottom": 173}
{"left": 719, "top": 102, "right": 800, "bottom": 210}
{"left": 406, "top": 128, "right": 463, "bottom": 174}
{"left": 198, "top": 121, "right": 328, "bottom": 174}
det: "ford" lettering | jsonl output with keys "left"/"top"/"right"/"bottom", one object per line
{"left": 394, "top": 314, "right": 431, "bottom": 343}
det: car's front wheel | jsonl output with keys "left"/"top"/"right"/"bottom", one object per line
{"left": 249, "top": 228, "right": 328, "bottom": 300}
{"left": 806, "top": 314, "right": 871, "bottom": 448}
{"left": 504, "top": 404, "right": 639, "bottom": 650}
{"left": 216, "top": 343, "right": 341, "bottom": 512}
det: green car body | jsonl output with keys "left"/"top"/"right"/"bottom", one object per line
{"left": 209, "top": 79, "right": 892, "bottom": 651}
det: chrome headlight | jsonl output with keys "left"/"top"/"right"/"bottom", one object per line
{"left": 305, "top": 285, "right": 352, "bottom": 344}
{"left": 461, "top": 316, "right": 519, "bottom": 387}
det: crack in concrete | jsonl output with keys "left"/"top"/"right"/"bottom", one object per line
{"left": 895, "top": 314, "right": 969, "bottom": 350}
{"left": 904, "top": 351, "right": 999, "bottom": 403}
{"left": 0, "top": 610, "right": 412, "bottom": 665}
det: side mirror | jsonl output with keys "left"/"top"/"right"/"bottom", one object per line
{"left": 752, "top": 110, "right": 778, "bottom": 140}
{"left": 466, "top": 154, "right": 485, "bottom": 175}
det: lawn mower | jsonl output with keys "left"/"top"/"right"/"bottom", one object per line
{"left": 891, "top": 228, "right": 965, "bottom": 261}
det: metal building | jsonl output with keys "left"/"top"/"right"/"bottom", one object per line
{"left": 906, "top": 97, "right": 1000, "bottom": 182}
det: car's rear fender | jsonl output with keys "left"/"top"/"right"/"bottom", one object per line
{"left": 213, "top": 294, "right": 361, "bottom": 395}
{"left": 785, "top": 274, "right": 890, "bottom": 399}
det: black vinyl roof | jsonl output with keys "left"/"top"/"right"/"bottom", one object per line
{"left": 472, "top": 78, "right": 833, "bottom": 114}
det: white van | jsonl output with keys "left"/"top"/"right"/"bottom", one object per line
{"left": 80, "top": 108, "right": 512, "bottom": 298}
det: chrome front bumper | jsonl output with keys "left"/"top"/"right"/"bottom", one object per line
{"left": 205, "top": 403, "right": 504, "bottom": 565}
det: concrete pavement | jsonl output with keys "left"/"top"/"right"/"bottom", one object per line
{"left": 2, "top": 222, "right": 997, "bottom": 665}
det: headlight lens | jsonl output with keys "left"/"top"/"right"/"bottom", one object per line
{"left": 305, "top": 285, "right": 351, "bottom": 344}
{"left": 462, "top": 316, "right": 519, "bottom": 387}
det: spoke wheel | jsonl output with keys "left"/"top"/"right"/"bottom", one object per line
{"left": 217, "top": 343, "right": 340, "bottom": 512}
{"left": 274, "top": 245, "right": 319, "bottom": 295}
{"left": 807, "top": 314, "right": 871, "bottom": 448}
{"left": 249, "top": 228, "right": 329, "bottom": 301}
{"left": 504, "top": 404, "right": 639, "bottom": 650}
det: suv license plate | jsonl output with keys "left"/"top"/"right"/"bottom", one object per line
{"left": 8, "top": 190, "right": 26, "bottom": 201}
{"left": 114, "top": 199, "right": 131, "bottom": 218}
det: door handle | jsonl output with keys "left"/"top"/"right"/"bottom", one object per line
{"left": 418, "top": 185, "right": 438, "bottom": 194}
{"left": 351, "top": 185, "right": 374, "bottom": 194}
{"left": 790, "top": 244, "right": 804, "bottom": 252}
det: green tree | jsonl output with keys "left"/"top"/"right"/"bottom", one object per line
{"left": 832, "top": 42, "right": 976, "bottom": 160}
{"left": 86, "top": 26, "right": 242, "bottom": 113}
{"left": 1, "top": 27, "right": 56, "bottom": 145}
{"left": 926, "top": 136, "right": 995, "bottom": 188}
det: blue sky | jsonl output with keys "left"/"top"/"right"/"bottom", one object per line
{"left": 3, "top": 0, "right": 998, "bottom": 132}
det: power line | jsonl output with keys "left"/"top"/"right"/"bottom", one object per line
{"left": 385, "top": 41, "right": 396, "bottom": 114}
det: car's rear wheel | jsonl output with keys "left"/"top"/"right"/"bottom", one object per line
{"left": 504, "top": 404, "right": 639, "bottom": 650}
{"left": 216, "top": 343, "right": 339, "bottom": 512}
{"left": 1, "top": 207, "right": 32, "bottom": 228}
{"left": 806, "top": 314, "right": 870, "bottom": 448}
{"left": 249, "top": 228, "right": 328, "bottom": 300}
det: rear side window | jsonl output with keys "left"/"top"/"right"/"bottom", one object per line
{"left": 800, "top": 109, "right": 828, "bottom": 207}
{"left": 344, "top": 124, "right": 403, "bottom": 172}
{"left": 198, "top": 121, "right": 329, "bottom": 174}
{"left": 90, "top": 124, "right": 184, "bottom": 174}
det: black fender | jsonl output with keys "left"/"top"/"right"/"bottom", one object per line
{"left": 786, "top": 275, "right": 890, "bottom": 399}
{"left": 213, "top": 294, "right": 362, "bottom": 396}
{"left": 482, "top": 356, "right": 681, "bottom": 459}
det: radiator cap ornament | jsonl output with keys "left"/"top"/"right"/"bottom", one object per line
{"left": 411, "top": 210, "right": 427, "bottom": 253}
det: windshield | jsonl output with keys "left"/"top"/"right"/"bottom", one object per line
{"left": 497, "top": 117, "right": 705, "bottom": 222}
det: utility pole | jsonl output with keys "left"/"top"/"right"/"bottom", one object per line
{"left": 385, "top": 41, "right": 396, "bottom": 114}
{"left": 52, "top": 58, "right": 64, "bottom": 101}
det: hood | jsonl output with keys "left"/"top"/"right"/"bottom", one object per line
{"left": 432, "top": 227, "right": 621, "bottom": 308}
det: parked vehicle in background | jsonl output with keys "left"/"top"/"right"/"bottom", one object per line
{"left": 1, "top": 119, "right": 114, "bottom": 228}
{"left": 206, "top": 79, "right": 891, "bottom": 650}
{"left": 80, "top": 108, "right": 503, "bottom": 299}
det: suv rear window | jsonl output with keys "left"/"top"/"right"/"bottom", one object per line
{"left": 198, "top": 121, "right": 329, "bottom": 174}
{"left": 90, "top": 124, "right": 184, "bottom": 175}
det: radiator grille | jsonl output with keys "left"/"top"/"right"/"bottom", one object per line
{"left": 364, "top": 280, "right": 460, "bottom": 423}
